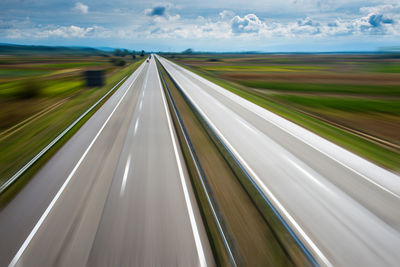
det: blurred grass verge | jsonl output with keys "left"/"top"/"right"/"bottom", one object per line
{"left": 0, "top": 59, "right": 144, "bottom": 207}
{"left": 157, "top": 60, "right": 312, "bottom": 266}
{"left": 168, "top": 55, "right": 400, "bottom": 172}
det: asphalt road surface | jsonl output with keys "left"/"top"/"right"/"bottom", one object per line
{"left": 157, "top": 55, "right": 400, "bottom": 267}
{"left": 0, "top": 58, "right": 213, "bottom": 267}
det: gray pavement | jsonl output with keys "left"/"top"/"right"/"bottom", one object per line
{"left": 0, "top": 58, "right": 213, "bottom": 267}
{"left": 158, "top": 55, "right": 400, "bottom": 267}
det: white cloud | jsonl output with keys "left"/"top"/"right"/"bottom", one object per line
{"left": 231, "top": 14, "right": 266, "bottom": 34}
{"left": 73, "top": 2, "right": 88, "bottom": 14}
{"left": 5, "top": 25, "right": 99, "bottom": 39}
{"left": 153, "top": 14, "right": 180, "bottom": 23}
{"left": 219, "top": 10, "right": 234, "bottom": 20}
{"left": 46, "top": 25, "right": 94, "bottom": 37}
{"left": 144, "top": 15, "right": 231, "bottom": 39}
{"left": 359, "top": 4, "right": 399, "bottom": 15}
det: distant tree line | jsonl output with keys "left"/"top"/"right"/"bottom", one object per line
{"left": 113, "top": 49, "right": 146, "bottom": 59}
{"left": 110, "top": 49, "right": 146, "bottom": 66}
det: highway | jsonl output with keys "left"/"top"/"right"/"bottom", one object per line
{"left": 157, "top": 56, "right": 400, "bottom": 267}
{"left": 0, "top": 58, "right": 213, "bottom": 266}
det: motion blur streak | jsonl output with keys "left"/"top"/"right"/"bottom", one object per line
{"left": 157, "top": 55, "right": 400, "bottom": 267}
{"left": 1, "top": 58, "right": 214, "bottom": 266}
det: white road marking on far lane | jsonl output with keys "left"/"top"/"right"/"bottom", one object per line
{"left": 8, "top": 63, "right": 145, "bottom": 267}
{"left": 134, "top": 119, "right": 140, "bottom": 136}
{"left": 286, "top": 158, "right": 330, "bottom": 192}
{"left": 157, "top": 65, "right": 207, "bottom": 267}
{"left": 120, "top": 155, "right": 131, "bottom": 196}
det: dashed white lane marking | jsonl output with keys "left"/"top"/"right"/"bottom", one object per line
{"left": 120, "top": 155, "right": 131, "bottom": 196}
{"left": 134, "top": 119, "right": 140, "bottom": 136}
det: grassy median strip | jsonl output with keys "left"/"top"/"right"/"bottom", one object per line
{"left": 157, "top": 61, "right": 232, "bottom": 266}
{"left": 157, "top": 60, "right": 312, "bottom": 266}
{"left": 0, "top": 59, "right": 144, "bottom": 207}
{"left": 167, "top": 55, "right": 400, "bottom": 172}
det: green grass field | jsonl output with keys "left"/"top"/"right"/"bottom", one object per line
{"left": 0, "top": 69, "right": 51, "bottom": 77}
{"left": 370, "top": 63, "right": 400, "bottom": 73}
{"left": 201, "top": 65, "right": 328, "bottom": 72}
{"left": 237, "top": 80, "right": 400, "bottom": 96}
{"left": 273, "top": 94, "right": 400, "bottom": 114}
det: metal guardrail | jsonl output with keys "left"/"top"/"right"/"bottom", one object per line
{"left": 157, "top": 57, "right": 319, "bottom": 267}
{"left": 0, "top": 75, "right": 129, "bottom": 194}
{"left": 157, "top": 59, "right": 238, "bottom": 267}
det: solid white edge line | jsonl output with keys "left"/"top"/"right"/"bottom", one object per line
{"left": 156, "top": 61, "right": 207, "bottom": 267}
{"left": 158, "top": 57, "right": 332, "bottom": 267}
{"left": 8, "top": 62, "right": 144, "bottom": 267}
{"left": 120, "top": 155, "right": 131, "bottom": 196}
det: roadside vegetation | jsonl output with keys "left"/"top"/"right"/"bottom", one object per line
{"left": 0, "top": 47, "right": 144, "bottom": 202}
{"left": 165, "top": 53, "right": 400, "bottom": 171}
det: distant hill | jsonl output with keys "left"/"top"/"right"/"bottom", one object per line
{"left": 0, "top": 43, "right": 107, "bottom": 55}
{"left": 96, "top": 47, "right": 118, "bottom": 52}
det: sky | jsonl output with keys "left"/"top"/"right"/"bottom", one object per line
{"left": 0, "top": 0, "right": 399, "bottom": 52}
